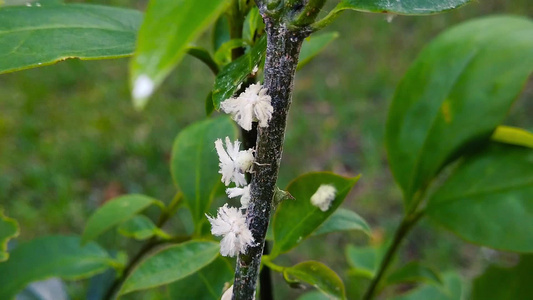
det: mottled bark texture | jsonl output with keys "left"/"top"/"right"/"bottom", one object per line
{"left": 232, "top": 10, "right": 310, "bottom": 300}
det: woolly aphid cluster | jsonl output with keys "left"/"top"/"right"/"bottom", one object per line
{"left": 206, "top": 81, "right": 273, "bottom": 259}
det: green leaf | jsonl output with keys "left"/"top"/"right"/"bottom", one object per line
{"left": 82, "top": 194, "right": 161, "bottom": 244}
{"left": 120, "top": 241, "right": 220, "bottom": 295}
{"left": 391, "top": 272, "right": 463, "bottom": 300}
{"left": 345, "top": 244, "right": 387, "bottom": 279}
{"left": 385, "top": 262, "right": 442, "bottom": 287}
{"left": 130, "top": 0, "right": 227, "bottom": 109}
{"left": 212, "top": 15, "right": 230, "bottom": 52}
{"left": 212, "top": 36, "right": 267, "bottom": 109}
{"left": 1, "top": 0, "right": 63, "bottom": 6}
{"left": 0, "top": 3, "right": 142, "bottom": 74}
{"left": 243, "top": 6, "right": 264, "bottom": 42}
{"left": 271, "top": 172, "right": 360, "bottom": 257}
{"left": 284, "top": 261, "right": 346, "bottom": 300}
{"left": 117, "top": 215, "right": 169, "bottom": 241}
{"left": 298, "top": 291, "right": 330, "bottom": 300}
{"left": 167, "top": 257, "right": 234, "bottom": 300}
{"left": 297, "top": 32, "right": 339, "bottom": 70}
{"left": 0, "top": 235, "right": 115, "bottom": 299}
{"left": 0, "top": 208, "right": 19, "bottom": 262}
{"left": 205, "top": 91, "right": 215, "bottom": 116}
{"left": 214, "top": 39, "right": 249, "bottom": 65}
{"left": 171, "top": 117, "right": 237, "bottom": 231}
{"left": 313, "top": 208, "right": 371, "bottom": 237}
{"left": 186, "top": 46, "right": 220, "bottom": 75}
{"left": 385, "top": 16, "right": 533, "bottom": 208}
{"left": 471, "top": 255, "right": 533, "bottom": 300}
{"left": 491, "top": 126, "right": 533, "bottom": 149}
{"left": 335, "top": 0, "right": 471, "bottom": 15}
{"left": 426, "top": 144, "right": 533, "bottom": 252}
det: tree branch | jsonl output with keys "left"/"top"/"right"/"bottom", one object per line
{"left": 232, "top": 15, "right": 309, "bottom": 300}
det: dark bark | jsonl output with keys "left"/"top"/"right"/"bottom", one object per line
{"left": 232, "top": 16, "right": 309, "bottom": 300}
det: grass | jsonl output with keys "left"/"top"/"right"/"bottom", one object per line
{"left": 0, "top": 0, "right": 532, "bottom": 299}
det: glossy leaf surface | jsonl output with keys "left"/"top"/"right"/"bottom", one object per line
{"left": 120, "top": 241, "right": 219, "bottom": 294}
{"left": 345, "top": 244, "right": 387, "bottom": 278}
{"left": 491, "top": 126, "right": 533, "bottom": 149}
{"left": 427, "top": 144, "right": 533, "bottom": 252}
{"left": 0, "top": 236, "right": 114, "bottom": 299}
{"left": 284, "top": 261, "right": 346, "bottom": 300}
{"left": 385, "top": 262, "right": 442, "bottom": 287}
{"left": 298, "top": 32, "right": 339, "bottom": 70}
{"left": 336, "top": 0, "right": 471, "bottom": 15}
{"left": 130, "top": 0, "right": 227, "bottom": 109}
{"left": 167, "top": 257, "right": 234, "bottom": 300}
{"left": 171, "top": 117, "right": 237, "bottom": 229}
{"left": 0, "top": 4, "right": 141, "bottom": 74}
{"left": 392, "top": 272, "right": 463, "bottom": 300}
{"left": 212, "top": 36, "right": 267, "bottom": 109}
{"left": 313, "top": 208, "right": 371, "bottom": 237}
{"left": 82, "top": 194, "right": 160, "bottom": 244}
{"left": 386, "top": 16, "right": 533, "bottom": 208}
{"left": 271, "top": 172, "right": 359, "bottom": 257}
{"left": 117, "top": 215, "right": 165, "bottom": 241}
{"left": 471, "top": 255, "right": 533, "bottom": 300}
{"left": 0, "top": 208, "right": 19, "bottom": 262}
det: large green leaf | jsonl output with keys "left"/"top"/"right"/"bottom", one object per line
{"left": 271, "top": 172, "right": 359, "bottom": 257}
{"left": 212, "top": 36, "right": 267, "bottom": 109}
{"left": 82, "top": 194, "right": 162, "bottom": 244}
{"left": 0, "top": 3, "right": 141, "bottom": 74}
{"left": 392, "top": 272, "right": 463, "bottom": 300}
{"left": 0, "top": 208, "right": 19, "bottom": 262}
{"left": 426, "top": 144, "right": 533, "bottom": 252}
{"left": 120, "top": 241, "right": 220, "bottom": 295}
{"left": 117, "top": 215, "right": 170, "bottom": 241}
{"left": 345, "top": 244, "right": 387, "bottom": 279}
{"left": 130, "top": 0, "right": 227, "bottom": 109}
{"left": 167, "top": 257, "right": 234, "bottom": 300}
{"left": 385, "top": 262, "right": 442, "bottom": 287}
{"left": 0, "top": 236, "right": 115, "bottom": 299}
{"left": 471, "top": 255, "right": 533, "bottom": 300}
{"left": 335, "top": 0, "right": 471, "bottom": 15}
{"left": 385, "top": 16, "right": 533, "bottom": 208}
{"left": 171, "top": 117, "right": 237, "bottom": 231}
{"left": 491, "top": 126, "right": 533, "bottom": 149}
{"left": 313, "top": 208, "right": 371, "bottom": 237}
{"left": 297, "top": 32, "right": 339, "bottom": 70}
{"left": 284, "top": 261, "right": 346, "bottom": 300}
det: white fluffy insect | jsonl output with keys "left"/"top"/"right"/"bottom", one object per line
{"left": 310, "top": 184, "right": 337, "bottom": 211}
{"left": 206, "top": 204, "right": 255, "bottom": 257}
{"left": 215, "top": 137, "right": 255, "bottom": 187}
{"left": 220, "top": 83, "right": 273, "bottom": 131}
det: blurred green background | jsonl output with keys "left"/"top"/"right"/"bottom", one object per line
{"left": 1, "top": 0, "right": 532, "bottom": 299}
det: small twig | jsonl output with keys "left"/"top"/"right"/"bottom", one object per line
{"left": 362, "top": 211, "right": 424, "bottom": 300}
{"left": 103, "top": 193, "right": 184, "bottom": 299}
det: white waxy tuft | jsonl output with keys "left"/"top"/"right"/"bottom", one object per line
{"left": 206, "top": 204, "right": 255, "bottom": 257}
{"left": 310, "top": 184, "right": 337, "bottom": 212}
{"left": 132, "top": 75, "right": 154, "bottom": 103}
{"left": 226, "top": 185, "right": 251, "bottom": 209}
{"left": 220, "top": 83, "right": 273, "bottom": 131}
{"left": 215, "top": 137, "right": 254, "bottom": 187}
{"left": 221, "top": 285, "right": 233, "bottom": 300}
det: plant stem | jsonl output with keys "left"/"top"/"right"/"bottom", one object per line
{"left": 231, "top": 11, "right": 309, "bottom": 299}
{"left": 103, "top": 193, "right": 184, "bottom": 299}
{"left": 362, "top": 211, "right": 424, "bottom": 300}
